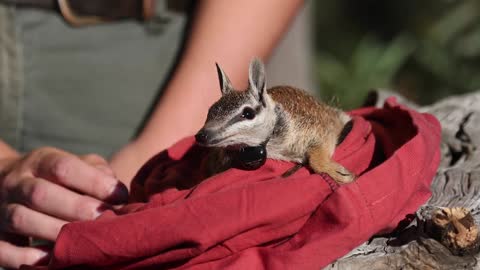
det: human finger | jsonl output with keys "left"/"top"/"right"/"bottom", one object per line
{"left": 34, "top": 153, "right": 128, "bottom": 204}
{"left": 0, "top": 239, "right": 50, "bottom": 269}
{"left": 12, "top": 177, "right": 110, "bottom": 222}
{"left": 1, "top": 204, "right": 66, "bottom": 241}
{"left": 80, "top": 154, "right": 115, "bottom": 177}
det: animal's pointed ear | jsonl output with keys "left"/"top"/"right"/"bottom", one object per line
{"left": 248, "top": 58, "right": 266, "bottom": 105}
{"left": 216, "top": 63, "right": 233, "bottom": 95}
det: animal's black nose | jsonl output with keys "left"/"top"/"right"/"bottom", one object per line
{"left": 195, "top": 129, "right": 210, "bottom": 144}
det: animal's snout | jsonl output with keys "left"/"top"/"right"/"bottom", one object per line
{"left": 195, "top": 129, "right": 212, "bottom": 145}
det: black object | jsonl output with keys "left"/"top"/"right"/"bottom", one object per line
{"left": 231, "top": 145, "right": 267, "bottom": 170}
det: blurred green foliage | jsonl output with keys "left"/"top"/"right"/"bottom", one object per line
{"left": 312, "top": 0, "right": 480, "bottom": 109}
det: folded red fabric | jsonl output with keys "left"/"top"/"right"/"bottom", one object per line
{"left": 27, "top": 98, "right": 441, "bottom": 270}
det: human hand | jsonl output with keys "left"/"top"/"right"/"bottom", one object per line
{"left": 0, "top": 147, "right": 128, "bottom": 269}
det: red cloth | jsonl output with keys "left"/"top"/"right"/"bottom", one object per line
{"left": 30, "top": 98, "right": 441, "bottom": 270}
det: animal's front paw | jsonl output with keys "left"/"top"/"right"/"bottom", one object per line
{"left": 332, "top": 166, "right": 356, "bottom": 184}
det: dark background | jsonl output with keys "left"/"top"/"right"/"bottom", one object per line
{"left": 312, "top": 0, "right": 480, "bottom": 109}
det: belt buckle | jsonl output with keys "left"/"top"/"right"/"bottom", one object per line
{"left": 57, "top": 0, "right": 106, "bottom": 26}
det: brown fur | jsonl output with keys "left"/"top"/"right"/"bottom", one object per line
{"left": 267, "top": 86, "right": 355, "bottom": 184}
{"left": 268, "top": 86, "right": 346, "bottom": 140}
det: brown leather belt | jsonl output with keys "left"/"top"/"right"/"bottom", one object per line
{"left": 0, "top": 0, "right": 159, "bottom": 26}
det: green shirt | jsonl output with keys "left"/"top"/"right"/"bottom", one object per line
{"left": 0, "top": 2, "right": 187, "bottom": 157}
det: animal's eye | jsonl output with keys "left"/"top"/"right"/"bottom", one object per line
{"left": 241, "top": 107, "right": 256, "bottom": 120}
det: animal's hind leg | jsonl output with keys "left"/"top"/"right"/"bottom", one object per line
{"left": 307, "top": 144, "right": 355, "bottom": 184}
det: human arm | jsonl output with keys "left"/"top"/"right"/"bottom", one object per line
{"left": 110, "top": 0, "right": 304, "bottom": 184}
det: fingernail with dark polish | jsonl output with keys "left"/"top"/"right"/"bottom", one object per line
{"left": 98, "top": 203, "right": 114, "bottom": 211}
{"left": 95, "top": 203, "right": 114, "bottom": 218}
{"left": 106, "top": 182, "right": 129, "bottom": 204}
